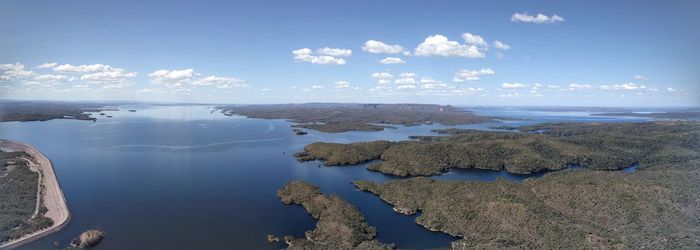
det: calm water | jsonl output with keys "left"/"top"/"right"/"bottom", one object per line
{"left": 0, "top": 105, "right": 649, "bottom": 249}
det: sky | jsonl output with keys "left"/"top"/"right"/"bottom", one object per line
{"left": 1, "top": 0, "right": 698, "bottom": 107}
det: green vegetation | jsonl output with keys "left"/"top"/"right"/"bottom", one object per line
{"left": 296, "top": 121, "right": 700, "bottom": 176}
{"left": 219, "top": 103, "right": 496, "bottom": 133}
{"left": 292, "top": 122, "right": 391, "bottom": 133}
{"left": 593, "top": 110, "right": 700, "bottom": 120}
{"left": 0, "top": 101, "right": 110, "bottom": 122}
{"left": 0, "top": 150, "right": 53, "bottom": 244}
{"left": 277, "top": 181, "right": 394, "bottom": 250}
{"left": 295, "top": 141, "right": 393, "bottom": 165}
{"left": 354, "top": 159, "right": 700, "bottom": 249}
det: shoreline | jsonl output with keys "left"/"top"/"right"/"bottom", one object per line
{"left": 0, "top": 140, "right": 71, "bottom": 249}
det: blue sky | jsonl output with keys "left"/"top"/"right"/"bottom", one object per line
{"left": 1, "top": 0, "right": 698, "bottom": 106}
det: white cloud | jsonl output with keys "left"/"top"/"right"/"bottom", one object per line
{"left": 362, "top": 40, "right": 404, "bottom": 54}
{"left": 462, "top": 32, "right": 488, "bottom": 48}
{"left": 511, "top": 13, "right": 565, "bottom": 24}
{"left": 452, "top": 87, "right": 484, "bottom": 95}
{"left": 36, "top": 62, "right": 58, "bottom": 69}
{"left": 192, "top": 75, "right": 248, "bottom": 89}
{"left": 633, "top": 75, "right": 648, "bottom": 81}
{"left": 311, "top": 85, "right": 324, "bottom": 89}
{"left": 33, "top": 74, "right": 75, "bottom": 82}
{"left": 334, "top": 81, "right": 352, "bottom": 89}
{"left": 53, "top": 63, "right": 119, "bottom": 73}
{"left": 548, "top": 84, "right": 561, "bottom": 89}
{"left": 47, "top": 63, "right": 137, "bottom": 88}
{"left": 316, "top": 47, "right": 352, "bottom": 57}
{"left": 492, "top": 41, "right": 510, "bottom": 50}
{"left": 379, "top": 57, "right": 406, "bottom": 64}
{"left": 414, "top": 34, "right": 485, "bottom": 58}
{"left": 420, "top": 77, "right": 449, "bottom": 89}
{"left": 371, "top": 72, "right": 394, "bottom": 80}
{"left": 568, "top": 83, "right": 593, "bottom": 90}
{"left": 148, "top": 69, "right": 197, "bottom": 87}
{"left": 502, "top": 82, "right": 527, "bottom": 89}
{"left": 292, "top": 48, "right": 347, "bottom": 65}
{"left": 453, "top": 68, "right": 495, "bottom": 82}
{"left": 498, "top": 93, "right": 522, "bottom": 97}
{"left": 666, "top": 87, "right": 676, "bottom": 92}
{"left": 600, "top": 83, "right": 648, "bottom": 91}
{"left": 0, "top": 63, "right": 34, "bottom": 80}
{"left": 80, "top": 70, "right": 136, "bottom": 84}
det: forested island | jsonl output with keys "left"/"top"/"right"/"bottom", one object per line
{"left": 295, "top": 121, "right": 699, "bottom": 176}
{"left": 218, "top": 103, "right": 496, "bottom": 133}
{"left": 354, "top": 159, "right": 699, "bottom": 249}
{"left": 277, "top": 181, "right": 394, "bottom": 250}
{"left": 286, "top": 121, "right": 700, "bottom": 248}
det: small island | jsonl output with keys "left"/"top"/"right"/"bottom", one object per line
{"left": 68, "top": 230, "right": 105, "bottom": 249}
{"left": 276, "top": 181, "right": 394, "bottom": 250}
{"left": 292, "top": 128, "right": 307, "bottom": 135}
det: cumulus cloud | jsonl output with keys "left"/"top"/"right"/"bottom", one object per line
{"left": 36, "top": 62, "right": 58, "bottom": 69}
{"left": 148, "top": 69, "right": 197, "bottom": 87}
{"left": 666, "top": 87, "right": 676, "bottom": 92}
{"left": 379, "top": 57, "right": 406, "bottom": 64}
{"left": 453, "top": 68, "right": 495, "bottom": 82}
{"left": 420, "top": 77, "right": 449, "bottom": 89}
{"left": 414, "top": 34, "right": 485, "bottom": 58}
{"left": 600, "top": 83, "right": 648, "bottom": 91}
{"left": 33, "top": 74, "right": 73, "bottom": 81}
{"left": 511, "top": 13, "right": 565, "bottom": 24}
{"left": 44, "top": 63, "right": 137, "bottom": 88}
{"left": 192, "top": 75, "right": 248, "bottom": 89}
{"left": 568, "top": 83, "right": 593, "bottom": 90}
{"left": 53, "top": 63, "right": 121, "bottom": 73}
{"left": 334, "top": 81, "right": 351, "bottom": 89}
{"left": 311, "top": 85, "right": 324, "bottom": 89}
{"left": 362, "top": 40, "right": 404, "bottom": 54}
{"left": 316, "top": 47, "right": 352, "bottom": 57}
{"left": 0, "top": 63, "right": 34, "bottom": 81}
{"left": 502, "top": 82, "right": 527, "bottom": 89}
{"left": 462, "top": 33, "right": 488, "bottom": 48}
{"left": 292, "top": 48, "right": 349, "bottom": 65}
{"left": 371, "top": 72, "right": 394, "bottom": 85}
{"left": 492, "top": 41, "right": 510, "bottom": 50}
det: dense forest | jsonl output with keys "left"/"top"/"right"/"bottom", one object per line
{"left": 354, "top": 158, "right": 700, "bottom": 249}
{"left": 296, "top": 121, "right": 700, "bottom": 176}
{"left": 0, "top": 150, "right": 53, "bottom": 244}
{"left": 277, "top": 181, "right": 394, "bottom": 250}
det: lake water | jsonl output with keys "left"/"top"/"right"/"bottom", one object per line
{"left": 0, "top": 105, "right": 650, "bottom": 249}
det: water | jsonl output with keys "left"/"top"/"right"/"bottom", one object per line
{"left": 0, "top": 105, "right": 650, "bottom": 249}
